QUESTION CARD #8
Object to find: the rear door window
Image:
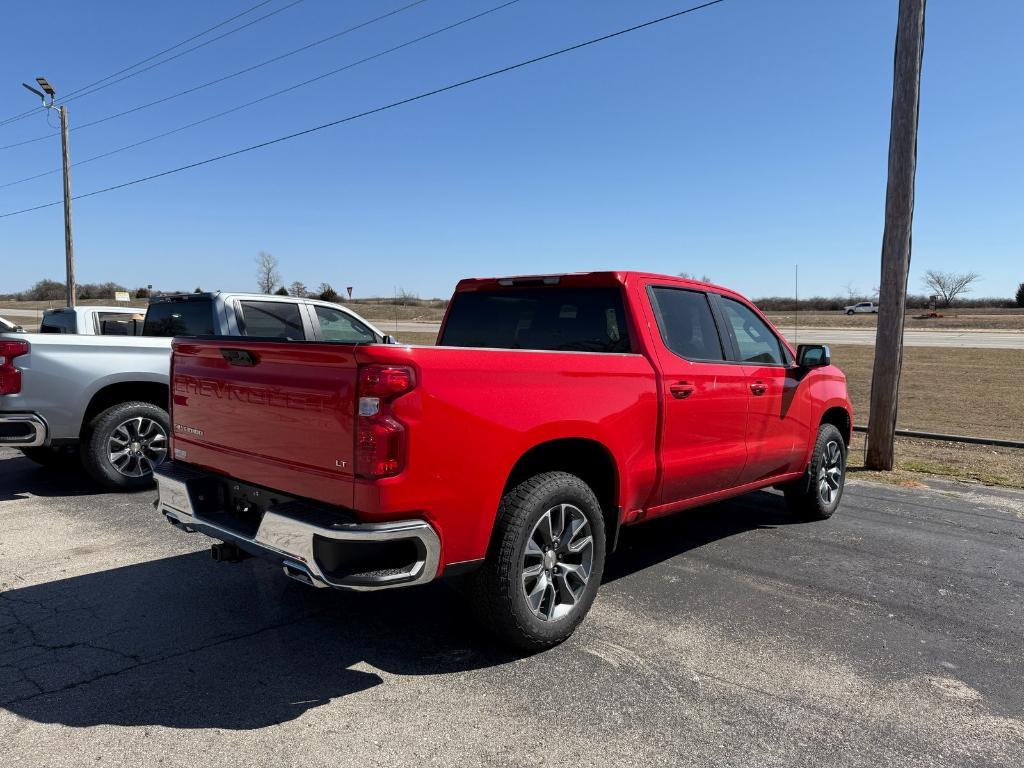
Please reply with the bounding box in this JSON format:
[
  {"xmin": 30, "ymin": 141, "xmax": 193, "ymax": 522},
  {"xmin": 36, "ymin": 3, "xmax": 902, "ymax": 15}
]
[
  {"xmin": 143, "ymin": 300, "xmax": 216, "ymax": 337},
  {"xmin": 440, "ymin": 287, "xmax": 632, "ymax": 353},
  {"xmin": 649, "ymin": 287, "xmax": 724, "ymax": 361},
  {"xmin": 97, "ymin": 312, "xmax": 143, "ymax": 336},
  {"xmin": 718, "ymin": 297, "xmax": 785, "ymax": 365},
  {"xmin": 314, "ymin": 305, "xmax": 376, "ymax": 343},
  {"xmin": 238, "ymin": 300, "xmax": 306, "ymax": 340}
]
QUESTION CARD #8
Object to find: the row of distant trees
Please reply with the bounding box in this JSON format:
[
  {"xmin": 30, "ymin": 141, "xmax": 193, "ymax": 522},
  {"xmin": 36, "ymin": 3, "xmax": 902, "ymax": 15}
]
[
  {"xmin": 5, "ymin": 267, "xmax": 1021, "ymax": 309},
  {"xmin": 2, "ymin": 279, "xmax": 130, "ymax": 302},
  {"xmin": 685, "ymin": 269, "xmax": 1024, "ymax": 310},
  {"xmin": 253, "ymin": 251, "xmax": 439, "ymax": 306}
]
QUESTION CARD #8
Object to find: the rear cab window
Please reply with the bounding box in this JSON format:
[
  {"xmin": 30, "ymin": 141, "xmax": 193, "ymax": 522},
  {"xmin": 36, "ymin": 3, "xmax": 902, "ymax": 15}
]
[
  {"xmin": 439, "ymin": 286, "xmax": 632, "ymax": 353},
  {"xmin": 143, "ymin": 299, "xmax": 216, "ymax": 337},
  {"xmin": 40, "ymin": 311, "xmax": 77, "ymax": 334}
]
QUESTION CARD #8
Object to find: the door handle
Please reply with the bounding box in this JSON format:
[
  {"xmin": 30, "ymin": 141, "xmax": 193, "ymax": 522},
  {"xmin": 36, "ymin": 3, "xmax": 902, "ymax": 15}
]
[
  {"xmin": 220, "ymin": 348, "xmax": 259, "ymax": 366},
  {"xmin": 669, "ymin": 381, "xmax": 696, "ymax": 399},
  {"xmin": 750, "ymin": 381, "xmax": 767, "ymax": 396}
]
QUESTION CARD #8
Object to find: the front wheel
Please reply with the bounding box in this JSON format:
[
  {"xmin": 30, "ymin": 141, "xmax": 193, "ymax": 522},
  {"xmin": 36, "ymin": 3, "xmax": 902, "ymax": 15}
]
[
  {"xmin": 470, "ymin": 471, "xmax": 606, "ymax": 651},
  {"xmin": 783, "ymin": 423, "xmax": 847, "ymax": 520},
  {"xmin": 846, "ymin": 310, "xmax": 855, "ymax": 315},
  {"xmin": 81, "ymin": 401, "xmax": 169, "ymax": 490}
]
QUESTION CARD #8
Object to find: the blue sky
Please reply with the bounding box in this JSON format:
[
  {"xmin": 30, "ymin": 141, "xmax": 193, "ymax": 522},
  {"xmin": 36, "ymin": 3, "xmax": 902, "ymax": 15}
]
[{"xmin": 1, "ymin": 0, "xmax": 1021, "ymax": 300}]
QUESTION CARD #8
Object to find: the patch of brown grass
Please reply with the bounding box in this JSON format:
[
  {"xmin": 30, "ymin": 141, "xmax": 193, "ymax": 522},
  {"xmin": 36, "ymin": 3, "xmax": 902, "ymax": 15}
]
[{"xmin": 830, "ymin": 344, "xmax": 1023, "ymax": 441}]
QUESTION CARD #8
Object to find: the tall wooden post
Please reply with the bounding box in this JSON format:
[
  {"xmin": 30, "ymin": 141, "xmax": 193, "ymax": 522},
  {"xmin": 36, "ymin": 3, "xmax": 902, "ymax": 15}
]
[
  {"xmin": 866, "ymin": 0, "xmax": 926, "ymax": 470},
  {"xmin": 59, "ymin": 104, "xmax": 76, "ymax": 309}
]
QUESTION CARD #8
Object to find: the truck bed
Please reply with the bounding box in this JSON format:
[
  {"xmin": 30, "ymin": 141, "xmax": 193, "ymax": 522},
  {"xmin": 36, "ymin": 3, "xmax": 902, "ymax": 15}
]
[{"xmin": 169, "ymin": 338, "xmax": 660, "ymax": 565}]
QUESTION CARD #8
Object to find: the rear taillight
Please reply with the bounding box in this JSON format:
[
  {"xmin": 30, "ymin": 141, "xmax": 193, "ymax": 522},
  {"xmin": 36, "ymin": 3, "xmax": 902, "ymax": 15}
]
[
  {"xmin": 356, "ymin": 364, "xmax": 415, "ymax": 479},
  {"xmin": 0, "ymin": 340, "xmax": 29, "ymax": 395}
]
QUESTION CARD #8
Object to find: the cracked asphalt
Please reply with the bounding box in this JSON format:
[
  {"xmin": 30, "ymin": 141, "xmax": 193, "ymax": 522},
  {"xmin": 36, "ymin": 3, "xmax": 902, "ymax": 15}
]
[{"xmin": 1, "ymin": 446, "xmax": 1022, "ymax": 767}]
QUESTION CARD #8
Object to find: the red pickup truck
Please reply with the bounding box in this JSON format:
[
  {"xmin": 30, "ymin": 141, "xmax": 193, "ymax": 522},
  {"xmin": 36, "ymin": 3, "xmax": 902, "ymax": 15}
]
[{"xmin": 155, "ymin": 272, "xmax": 852, "ymax": 649}]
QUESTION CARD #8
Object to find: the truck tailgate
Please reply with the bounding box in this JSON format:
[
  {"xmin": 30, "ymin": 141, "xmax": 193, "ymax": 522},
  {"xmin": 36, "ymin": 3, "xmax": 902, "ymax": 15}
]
[{"xmin": 170, "ymin": 339, "xmax": 358, "ymax": 508}]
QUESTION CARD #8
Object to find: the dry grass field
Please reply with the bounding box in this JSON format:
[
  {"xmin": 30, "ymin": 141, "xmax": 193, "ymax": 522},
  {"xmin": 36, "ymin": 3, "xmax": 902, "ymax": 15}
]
[
  {"xmin": 828, "ymin": 344, "xmax": 1023, "ymax": 440},
  {"xmin": 395, "ymin": 333, "xmax": 1023, "ymax": 487}
]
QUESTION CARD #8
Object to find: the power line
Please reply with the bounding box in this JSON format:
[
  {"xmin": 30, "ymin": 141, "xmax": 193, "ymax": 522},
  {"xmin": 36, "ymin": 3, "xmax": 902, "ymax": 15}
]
[
  {"xmin": 0, "ymin": 0, "xmax": 291, "ymax": 129},
  {"xmin": 0, "ymin": 0, "xmax": 727, "ymax": 220},
  {"xmin": 0, "ymin": 0, "xmax": 432, "ymax": 150},
  {"xmin": 0, "ymin": 0, "xmax": 522, "ymax": 191},
  {"xmin": 57, "ymin": 0, "xmax": 308, "ymax": 106}
]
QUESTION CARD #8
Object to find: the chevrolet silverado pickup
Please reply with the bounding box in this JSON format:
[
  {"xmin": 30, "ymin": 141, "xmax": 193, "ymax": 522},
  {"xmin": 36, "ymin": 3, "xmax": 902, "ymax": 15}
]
[
  {"xmin": 0, "ymin": 293, "xmax": 391, "ymax": 489},
  {"xmin": 40, "ymin": 305, "xmax": 146, "ymax": 335},
  {"xmin": 155, "ymin": 272, "xmax": 853, "ymax": 649}
]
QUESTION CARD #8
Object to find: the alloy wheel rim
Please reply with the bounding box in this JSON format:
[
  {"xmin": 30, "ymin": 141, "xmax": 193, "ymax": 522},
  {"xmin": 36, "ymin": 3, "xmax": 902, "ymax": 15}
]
[
  {"xmin": 818, "ymin": 440, "xmax": 843, "ymax": 505},
  {"xmin": 108, "ymin": 417, "xmax": 167, "ymax": 477},
  {"xmin": 521, "ymin": 503, "xmax": 594, "ymax": 622}
]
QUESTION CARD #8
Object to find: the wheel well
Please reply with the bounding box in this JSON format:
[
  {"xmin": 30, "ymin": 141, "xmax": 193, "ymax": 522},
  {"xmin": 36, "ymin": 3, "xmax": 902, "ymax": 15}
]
[
  {"xmin": 504, "ymin": 438, "xmax": 619, "ymax": 548},
  {"xmin": 821, "ymin": 406, "xmax": 851, "ymax": 446},
  {"xmin": 81, "ymin": 382, "xmax": 169, "ymax": 436}
]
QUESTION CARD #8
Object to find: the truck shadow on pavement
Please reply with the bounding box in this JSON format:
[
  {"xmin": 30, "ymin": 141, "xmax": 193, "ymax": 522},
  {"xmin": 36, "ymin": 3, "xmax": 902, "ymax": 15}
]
[
  {"xmin": 604, "ymin": 490, "xmax": 804, "ymax": 584},
  {"xmin": 0, "ymin": 478, "xmax": 799, "ymax": 732},
  {"xmin": 0, "ymin": 454, "xmax": 107, "ymax": 501}
]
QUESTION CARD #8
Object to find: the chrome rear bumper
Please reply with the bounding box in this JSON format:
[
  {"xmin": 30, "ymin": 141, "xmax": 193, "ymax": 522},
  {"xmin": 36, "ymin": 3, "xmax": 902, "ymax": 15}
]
[
  {"xmin": 154, "ymin": 462, "xmax": 440, "ymax": 591},
  {"xmin": 0, "ymin": 413, "xmax": 47, "ymax": 447}
]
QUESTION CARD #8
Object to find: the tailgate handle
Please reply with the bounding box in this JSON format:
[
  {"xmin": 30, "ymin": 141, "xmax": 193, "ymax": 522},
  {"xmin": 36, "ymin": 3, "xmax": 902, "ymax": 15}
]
[{"xmin": 220, "ymin": 348, "xmax": 259, "ymax": 366}]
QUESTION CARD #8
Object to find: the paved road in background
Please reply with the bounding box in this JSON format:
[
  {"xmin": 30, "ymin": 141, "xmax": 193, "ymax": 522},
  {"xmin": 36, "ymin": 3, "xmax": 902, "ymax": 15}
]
[
  {"xmin": 1, "ymin": 447, "xmax": 1021, "ymax": 767},
  {"xmin": 778, "ymin": 326, "xmax": 1024, "ymax": 349}
]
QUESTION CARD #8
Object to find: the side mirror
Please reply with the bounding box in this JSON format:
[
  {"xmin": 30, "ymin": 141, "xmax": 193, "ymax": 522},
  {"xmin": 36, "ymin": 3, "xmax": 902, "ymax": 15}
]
[
  {"xmin": 797, "ymin": 344, "xmax": 830, "ymax": 368},
  {"xmin": 381, "ymin": 334, "xmax": 399, "ymax": 345}
]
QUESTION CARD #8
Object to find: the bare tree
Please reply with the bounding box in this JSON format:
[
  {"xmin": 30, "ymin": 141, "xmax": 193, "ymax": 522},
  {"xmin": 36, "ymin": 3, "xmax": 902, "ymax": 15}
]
[
  {"xmin": 678, "ymin": 272, "xmax": 713, "ymax": 282},
  {"xmin": 289, "ymin": 281, "xmax": 308, "ymax": 298},
  {"xmin": 841, "ymin": 281, "xmax": 858, "ymax": 301},
  {"xmin": 255, "ymin": 251, "xmax": 280, "ymax": 294},
  {"xmin": 921, "ymin": 269, "xmax": 980, "ymax": 307}
]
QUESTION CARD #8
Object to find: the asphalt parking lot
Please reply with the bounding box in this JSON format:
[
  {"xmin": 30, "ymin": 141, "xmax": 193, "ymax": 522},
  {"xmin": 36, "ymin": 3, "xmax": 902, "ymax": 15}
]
[{"xmin": 1, "ymin": 446, "xmax": 1022, "ymax": 767}]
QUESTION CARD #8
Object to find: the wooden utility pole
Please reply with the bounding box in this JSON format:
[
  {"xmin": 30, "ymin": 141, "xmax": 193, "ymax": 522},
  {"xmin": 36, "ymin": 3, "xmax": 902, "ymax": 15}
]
[
  {"xmin": 59, "ymin": 104, "xmax": 76, "ymax": 309},
  {"xmin": 866, "ymin": 0, "xmax": 927, "ymax": 470}
]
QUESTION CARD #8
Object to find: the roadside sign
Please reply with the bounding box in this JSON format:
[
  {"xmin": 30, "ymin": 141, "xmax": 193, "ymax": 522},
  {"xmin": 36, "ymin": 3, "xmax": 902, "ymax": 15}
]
[
  {"xmin": 114, "ymin": 291, "xmax": 130, "ymax": 302},
  {"xmin": 346, "ymin": 286, "xmax": 353, "ymax": 299}
]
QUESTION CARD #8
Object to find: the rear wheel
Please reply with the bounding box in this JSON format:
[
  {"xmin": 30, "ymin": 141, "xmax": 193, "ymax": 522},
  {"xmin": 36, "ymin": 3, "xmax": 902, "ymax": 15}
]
[
  {"xmin": 470, "ymin": 471, "xmax": 606, "ymax": 651},
  {"xmin": 783, "ymin": 423, "xmax": 846, "ymax": 520},
  {"xmin": 81, "ymin": 401, "xmax": 169, "ymax": 490},
  {"xmin": 20, "ymin": 445, "xmax": 80, "ymax": 469}
]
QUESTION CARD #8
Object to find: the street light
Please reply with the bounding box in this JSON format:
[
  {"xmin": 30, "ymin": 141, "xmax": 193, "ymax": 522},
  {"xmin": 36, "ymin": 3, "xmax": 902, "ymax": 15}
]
[{"xmin": 21, "ymin": 76, "xmax": 75, "ymax": 308}]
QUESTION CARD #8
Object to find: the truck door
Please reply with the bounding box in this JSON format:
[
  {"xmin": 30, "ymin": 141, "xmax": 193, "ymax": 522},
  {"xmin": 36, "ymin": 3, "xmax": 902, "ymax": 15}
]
[
  {"xmin": 645, "ymin": 285, "xmax": 748, "ymax": 505},
  {"xmin": 711, "ymin": 295, "xmax": 810, "ymax": 484}
]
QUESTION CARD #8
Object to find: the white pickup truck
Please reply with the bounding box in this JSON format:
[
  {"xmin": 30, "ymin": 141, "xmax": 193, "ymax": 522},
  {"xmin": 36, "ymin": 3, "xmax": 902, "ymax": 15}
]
[
  {"xmin": 843, "ymin": 301, "xmax": 879, "ymax": 315},
  {"xmin": 1, "ymin": 292, "xmax": 390, "ymax": 489},
  {"xmin": 40, "ymin": 305, "xmax": 146, "ymax": 335}
]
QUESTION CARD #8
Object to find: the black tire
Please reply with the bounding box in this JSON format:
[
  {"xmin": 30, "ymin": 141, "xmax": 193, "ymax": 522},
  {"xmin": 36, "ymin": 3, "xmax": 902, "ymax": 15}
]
[
  {"xmin": 19, "ymin": 445, "xmax": 80, "ymax": 469},
  {"xmin": 470, "ymin": 471, "xmax": 606, "ymax": 651},
  {"xmin": 80, "ymin": 401, "xmax": 169, "ymax": 491},
  {"xmin": 846, "ymin": 310, "xmax": 855, "ymax": 315},
  {"xmin": 783, "ymin": 423, "xmax": 847, "ymax": 521}
]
